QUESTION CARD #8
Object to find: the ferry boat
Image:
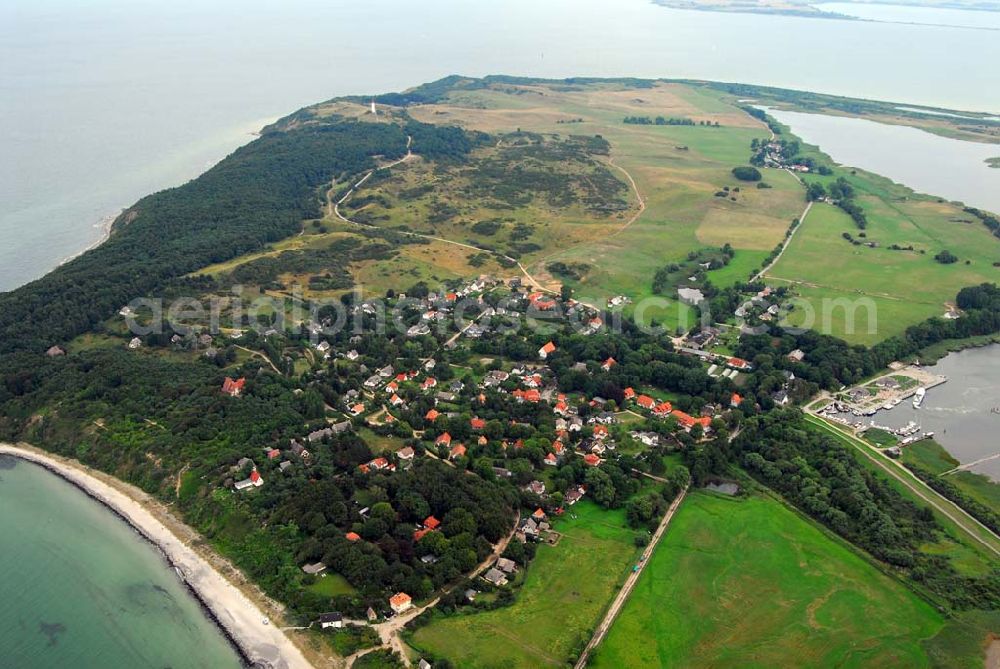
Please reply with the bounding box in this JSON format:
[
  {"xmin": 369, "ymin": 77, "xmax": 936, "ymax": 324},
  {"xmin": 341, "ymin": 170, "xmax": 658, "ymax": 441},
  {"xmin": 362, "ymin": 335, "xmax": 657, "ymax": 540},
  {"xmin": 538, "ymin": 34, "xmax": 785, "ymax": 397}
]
[{"xmin": 912, "ymin": 387, "xmax": 926, "ymax": 409}]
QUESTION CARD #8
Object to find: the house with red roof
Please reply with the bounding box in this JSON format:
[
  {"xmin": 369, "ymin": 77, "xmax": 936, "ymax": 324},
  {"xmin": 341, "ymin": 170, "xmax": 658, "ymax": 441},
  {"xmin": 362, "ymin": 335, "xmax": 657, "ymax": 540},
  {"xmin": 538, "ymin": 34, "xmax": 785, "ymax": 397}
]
[
  {"xmin": 390, "ymin": 394, "xmax": 405, "ymax": 407},
  {"xmin": 345, "ymin": 531, "xmax": 361, "ymax": 542},
  {"xmin": 653, "ymin": 401, "xmax": 673, "ymax": 417},
  {"xmin": 553, "ymin": 400, "xmax": 570, "ymax": 416},
  {"xmin": 470, "ymin": 417, "xmax": 486, "ymax": 430},
  {"xmin": 727, "ymin": 357, "xmax": 752, "ymax": 371},
  {"xmin": 512, "ymin": 389, "xmax": 541, "ymax": 403},
  {"xmin": 731, "ymin": 393, "xmax": 743, "ymax": 408},
  {"xmin": 636, "ymin": 394, "xmax": 656, "ymax": 410},
  {"xmin": 348, "ymin": 403, "xmax": 366, "ymax": 416},
  {"xmin": 449, "ymin": 443, "xmax": 467, "ymax": 460},
  {"xmin": 421, "ymin": 377, "xmax": 437, "ymax": 390},
  {"xmin": 266, "ymin": 448, "xmax": 281, "ymax": 460},
  {"xmin": 425, "ymin": 408, "xmax": 440, "ymax": 422},
  {"xmin": 672, "ymin": 410, "xmax": 712, "ymax": 432},
  {"xmin": 623, "ymin": 387, "xmax": 636, "ymax": 400},
  {"xmin": 544, "ymin": 452, "xmax": 558, "ymax": 466},
  {"xmin": 601, "ymin": 357, "xmax": 616, "ymax": 371},
  {"xmin": 390, "ymin": 592, "xmax": 413, "ymax": 614},
  {"xmin": 435, "ymin": 432, "xmax": 452, "ymax": 447},
  {"xmin": 583, "ymin": 453, "xmax": 601, "ymax": 467},
  {"xmin": 221, "ymin": 377, "xmax": 246, "ymax": 397},
  {"xmin": 593, "ymin": 424, "xmax": 609, "ymax": 440},
  {"xmin": 423, "ymin": 515, "xmax": 441, "ymax": 530},
  {"xmin": 538, "ymin": 341, "xmax": 557, "ymax": 359},
  {"xmin": 413, "ymin": 528, "xmax": 431, "ymax": 542},
  {"xmin": 385, "ymin": 381, "xmax": 399, "ymax": 393}
]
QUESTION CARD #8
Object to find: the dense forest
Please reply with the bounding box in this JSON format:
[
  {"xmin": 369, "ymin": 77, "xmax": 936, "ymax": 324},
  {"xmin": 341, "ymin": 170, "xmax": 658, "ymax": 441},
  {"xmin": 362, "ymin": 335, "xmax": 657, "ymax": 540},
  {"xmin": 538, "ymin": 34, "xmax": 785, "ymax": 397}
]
[{"xmin": 0, "ymin": 115, "xmax": 479, "ymax": 354}]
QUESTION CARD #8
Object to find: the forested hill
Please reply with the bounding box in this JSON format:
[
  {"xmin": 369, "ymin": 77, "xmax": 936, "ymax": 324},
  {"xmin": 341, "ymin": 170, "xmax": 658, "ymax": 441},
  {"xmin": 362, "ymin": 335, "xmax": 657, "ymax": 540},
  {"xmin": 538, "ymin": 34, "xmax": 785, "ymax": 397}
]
[{"xmin": 0, "ymin": 116, "xmax": 474, "ymax": 355}]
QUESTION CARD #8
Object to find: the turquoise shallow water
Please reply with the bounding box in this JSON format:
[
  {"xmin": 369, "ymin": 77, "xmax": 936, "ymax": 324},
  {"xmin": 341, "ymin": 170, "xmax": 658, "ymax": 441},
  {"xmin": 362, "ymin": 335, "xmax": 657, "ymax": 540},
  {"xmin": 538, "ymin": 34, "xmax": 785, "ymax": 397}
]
[{"xmin": 0, "ymin": 456, "xmax": 242, "ymax": 669}]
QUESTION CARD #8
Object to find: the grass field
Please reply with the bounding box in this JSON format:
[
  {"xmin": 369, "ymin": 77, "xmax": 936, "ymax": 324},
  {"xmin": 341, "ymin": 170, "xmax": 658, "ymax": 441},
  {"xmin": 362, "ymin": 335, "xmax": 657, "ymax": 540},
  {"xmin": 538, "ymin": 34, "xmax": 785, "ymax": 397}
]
[
  {"xmin": 589, "ymin": 492, "xmax": 950, "ymax": 669},
  {"xmin": 306, "ymin": 572, "xmax": 356, "ymax": 598},
  {"xmin": 765, "ymin": 137, "xmax": 1000, "ymax": 344},
  {"xmin": 406, "ymin": 500, "xmax": 642, "ymax": 668},
  {"xmin": 903, "ymin": 439, "xmax": 1000, "ymax": 517}
]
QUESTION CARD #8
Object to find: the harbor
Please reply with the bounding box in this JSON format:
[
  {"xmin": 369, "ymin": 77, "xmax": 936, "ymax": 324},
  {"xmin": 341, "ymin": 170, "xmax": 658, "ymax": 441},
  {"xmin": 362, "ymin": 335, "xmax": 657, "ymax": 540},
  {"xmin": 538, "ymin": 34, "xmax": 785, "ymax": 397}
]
[{"xmin": 819, "ymin": 347, "xmax": 1000, "ymax": 480}]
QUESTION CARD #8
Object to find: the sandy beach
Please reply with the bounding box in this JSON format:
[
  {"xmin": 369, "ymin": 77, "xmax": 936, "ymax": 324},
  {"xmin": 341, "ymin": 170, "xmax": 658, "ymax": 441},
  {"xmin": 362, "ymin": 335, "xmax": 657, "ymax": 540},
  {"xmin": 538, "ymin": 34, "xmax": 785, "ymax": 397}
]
[{"xmin": 0, "ymin": 442, "xmax": 314, "ymax": 669}]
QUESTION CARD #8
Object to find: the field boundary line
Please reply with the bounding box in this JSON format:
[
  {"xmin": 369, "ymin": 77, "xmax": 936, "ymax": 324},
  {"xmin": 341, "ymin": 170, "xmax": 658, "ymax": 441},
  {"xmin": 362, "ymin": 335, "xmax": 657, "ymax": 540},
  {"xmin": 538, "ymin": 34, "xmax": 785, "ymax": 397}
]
[{"xmin": 574, "ymin": 483, "xmax": 689, "ymax": 669}]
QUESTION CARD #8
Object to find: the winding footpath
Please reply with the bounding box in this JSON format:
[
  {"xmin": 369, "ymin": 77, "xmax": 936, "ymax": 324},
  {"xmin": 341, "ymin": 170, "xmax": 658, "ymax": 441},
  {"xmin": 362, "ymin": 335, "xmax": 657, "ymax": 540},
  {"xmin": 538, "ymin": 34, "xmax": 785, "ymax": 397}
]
[{"xmin": 327, "ymin": 141, "xmax": 647, "ymax": 307}]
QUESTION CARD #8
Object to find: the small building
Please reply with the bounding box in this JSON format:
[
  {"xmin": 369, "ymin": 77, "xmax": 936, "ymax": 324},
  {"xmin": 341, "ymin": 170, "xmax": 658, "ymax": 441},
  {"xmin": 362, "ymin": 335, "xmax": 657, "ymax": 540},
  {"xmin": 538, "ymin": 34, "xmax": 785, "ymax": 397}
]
[
  {"xmin": 390, "ymin": 592, "xmax": 413, "ymax": 614},
  {"xmin": 397, "ymin": 446, "xmax": 416, "ymax": 461},
  {"xmin": 319, "ymin": 612, "xmax": 343, "ymax": 629},
  {"xmin": 302, "ymin": 562, "xmax": 327, "ymax": 575},
  {"xmin": 222, "ymin": 377, "xmax": 246, "ymax": 397},
  {"xmin": 483, "ymin": 568, "xmax": 508, "ymax": 586},
  {"xmin": 538, "ymin": 341, "xmax": 557, "ymax": 359},
  {"xmin": 495, "ymin": 557, "xmax": 517, "ymax": 574},
  {"xmin": 46, "ymin": 346, "xmax": 66, "ymax": 357}
]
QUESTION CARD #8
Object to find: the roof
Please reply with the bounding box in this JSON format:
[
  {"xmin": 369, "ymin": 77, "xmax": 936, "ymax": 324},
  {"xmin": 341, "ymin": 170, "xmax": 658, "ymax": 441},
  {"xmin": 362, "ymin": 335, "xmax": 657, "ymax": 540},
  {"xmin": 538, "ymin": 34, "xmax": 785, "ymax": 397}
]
[
  {"xmin": 345, "ymin": 532, "xmax": 361, "ymax": 542},
  {"xmin": 450, "ymin": 443, "xmax": 467, "ymax": 458},
  {"xmin": 319, "ymin": 612, "xmax": 342, "ymax": 623},
  {"xmin": 636, "ymin": 394, "xmax": 655, "ymax": 409},
  {"xmin": 540, "ymin": 341, "xmax": 557, "ymax": 354},
  {"xmin": 436, "ymin": 432, "xmax": 452, "ymax": 445},
  {"xmin": 470, "ymin": 417, "xmax": 486, "ymax": 429},
  {"xmin": 584, "ymin": 453, "xmax": 601, "ymax": 466},
  {"xmin": 222, "ymin": 377, "xmax": 246, "ymax": 395},
  {"xmin": 390, "ymin": 592, "xmax": 412, "ymax": 607},
  {"xmin": 731, "ymin": 393, "xmax": 743, "ymax": 406},
  {"xmin": 425, "ymin": 408, "xmax": 440, "ymax": 421},
  {"xmin": 424, "ymin": 515, "xmax": 441, "ymax": 530}
]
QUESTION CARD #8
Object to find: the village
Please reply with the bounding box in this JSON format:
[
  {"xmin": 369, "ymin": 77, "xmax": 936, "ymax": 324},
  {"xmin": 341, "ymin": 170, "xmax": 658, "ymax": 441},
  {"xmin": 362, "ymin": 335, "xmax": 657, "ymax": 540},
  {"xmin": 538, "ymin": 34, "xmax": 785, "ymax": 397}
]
[{"xmin": 105, "ymin": 261, "xmax": 828, "ymax": 669}]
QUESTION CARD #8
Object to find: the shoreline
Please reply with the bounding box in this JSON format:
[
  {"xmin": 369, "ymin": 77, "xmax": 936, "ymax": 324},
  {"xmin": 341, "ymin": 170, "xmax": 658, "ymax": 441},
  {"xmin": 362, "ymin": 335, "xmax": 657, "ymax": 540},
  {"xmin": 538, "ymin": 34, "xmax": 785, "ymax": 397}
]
[{"xmin": 0, "ymin": 442, "xmax": 314, "ymax": 669}]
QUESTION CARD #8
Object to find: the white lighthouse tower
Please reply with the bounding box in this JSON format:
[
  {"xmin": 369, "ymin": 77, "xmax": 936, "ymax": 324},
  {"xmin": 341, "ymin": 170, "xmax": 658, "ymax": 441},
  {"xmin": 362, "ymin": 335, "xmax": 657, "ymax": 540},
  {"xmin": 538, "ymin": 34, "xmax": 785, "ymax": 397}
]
[{"xmin": 370, "ymin": 98, "xmax": 377, "ymax": 116}]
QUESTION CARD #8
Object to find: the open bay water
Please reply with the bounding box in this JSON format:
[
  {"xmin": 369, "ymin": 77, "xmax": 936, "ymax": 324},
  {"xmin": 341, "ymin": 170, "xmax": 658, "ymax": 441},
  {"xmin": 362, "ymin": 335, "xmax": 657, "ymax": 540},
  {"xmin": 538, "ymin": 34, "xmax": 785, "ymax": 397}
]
[
  {"xmin": 764, "ymin": 107, "xmax": 1000, "ymax": 215},
  {"xmin": 2, "ymin": 0, "xmax": 999, "ymax": 291},
  {"xmin": 864, "ymin": 346, "xmax": 1000, "ymax": 481},
  {"xmin": 0, "ymin": 456, "xmax": 242, "ymax": 668}
]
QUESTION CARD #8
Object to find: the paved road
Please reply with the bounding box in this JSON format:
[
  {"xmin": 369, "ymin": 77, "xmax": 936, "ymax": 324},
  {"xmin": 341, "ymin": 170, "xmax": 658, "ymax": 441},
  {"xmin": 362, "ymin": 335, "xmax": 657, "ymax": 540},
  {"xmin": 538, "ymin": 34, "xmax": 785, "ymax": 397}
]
[
  {"xmin": 806, "ymin": 413, "xmax": 1000, "ymax": 556},
  {"xmin": 573, "ymin": 484, "xmax": 689, "ymax": 669}
]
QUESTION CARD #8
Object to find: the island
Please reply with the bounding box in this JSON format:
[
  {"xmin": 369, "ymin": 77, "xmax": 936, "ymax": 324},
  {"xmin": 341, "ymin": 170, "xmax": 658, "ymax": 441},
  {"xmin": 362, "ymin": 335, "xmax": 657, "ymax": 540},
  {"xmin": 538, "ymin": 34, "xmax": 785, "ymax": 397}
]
[{"xmin": 2, "ymin": 75, "xmax": 999, "ymax": 668}]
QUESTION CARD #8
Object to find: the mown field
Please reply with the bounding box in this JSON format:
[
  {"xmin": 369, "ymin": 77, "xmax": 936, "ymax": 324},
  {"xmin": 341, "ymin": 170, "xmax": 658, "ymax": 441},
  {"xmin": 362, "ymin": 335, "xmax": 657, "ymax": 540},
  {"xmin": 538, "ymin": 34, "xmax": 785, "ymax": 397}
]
[
  {"xmin": 589, "ymin": 492, "xmax": 964, "ymax": 669},
  {"xmin": 406, "ymin": 500, "xmax": 642, "ymax": 668},
  {"xmin": 765, "ymin": 136, "xmax": 1000, "ymax": 344}
]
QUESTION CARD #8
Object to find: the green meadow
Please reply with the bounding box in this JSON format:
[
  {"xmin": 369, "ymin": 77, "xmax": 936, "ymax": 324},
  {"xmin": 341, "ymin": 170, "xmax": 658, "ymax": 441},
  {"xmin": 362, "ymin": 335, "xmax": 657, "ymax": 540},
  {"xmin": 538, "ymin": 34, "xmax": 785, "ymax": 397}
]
[
  {"xmin": 406, "ymin": 500, "xmax": 641, "ymax": 668},
  {"xmin": 589, "ymin": 492, "xmax": 954, "ymax": 669}
]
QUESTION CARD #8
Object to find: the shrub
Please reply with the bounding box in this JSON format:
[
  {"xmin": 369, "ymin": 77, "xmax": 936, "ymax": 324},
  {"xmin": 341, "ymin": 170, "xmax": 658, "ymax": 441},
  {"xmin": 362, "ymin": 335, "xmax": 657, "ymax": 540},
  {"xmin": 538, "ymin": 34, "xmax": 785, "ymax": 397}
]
[{"xmin": 731, "ymin": 166, "xmax": 762, "ymax": 182}]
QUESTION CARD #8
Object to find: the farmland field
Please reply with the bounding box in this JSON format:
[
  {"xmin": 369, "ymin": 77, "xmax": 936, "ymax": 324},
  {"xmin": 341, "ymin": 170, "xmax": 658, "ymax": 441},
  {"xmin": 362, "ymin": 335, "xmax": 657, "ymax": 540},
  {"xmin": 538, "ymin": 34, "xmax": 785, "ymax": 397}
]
[
  {"xmin": 406, "ymin": 500, "xmax": 642, "ymax": 668},
  {"xmin": 589, "ymin": 492, "xmax": 957, "ymax": 669}
]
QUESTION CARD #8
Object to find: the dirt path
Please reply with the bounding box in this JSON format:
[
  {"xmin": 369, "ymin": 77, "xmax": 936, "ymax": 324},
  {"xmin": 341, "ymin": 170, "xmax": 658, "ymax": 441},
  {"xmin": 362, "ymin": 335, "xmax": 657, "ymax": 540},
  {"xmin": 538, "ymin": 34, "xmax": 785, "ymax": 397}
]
[
  {"xmin": 574, "ymin": 484, "xmax": 689, "ymax": 669},
  {"xmin": 235, "ymin": 345, "xmax": 282, "ymax": 375},
  {"xmin": 753, "ymin": 196, "xmax": 811, "ymax": 282},
  {"xmin": 349, "ymin": 513, "xmax": 520, "ymax": 667}
]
